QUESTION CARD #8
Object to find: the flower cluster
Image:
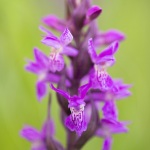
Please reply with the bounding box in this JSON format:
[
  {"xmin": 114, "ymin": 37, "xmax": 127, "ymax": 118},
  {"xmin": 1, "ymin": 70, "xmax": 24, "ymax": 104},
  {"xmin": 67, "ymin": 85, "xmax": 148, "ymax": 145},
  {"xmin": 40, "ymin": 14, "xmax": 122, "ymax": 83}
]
[{"xmin": 21, "ymin": 0, "xmax": 131, "ymax": 150}]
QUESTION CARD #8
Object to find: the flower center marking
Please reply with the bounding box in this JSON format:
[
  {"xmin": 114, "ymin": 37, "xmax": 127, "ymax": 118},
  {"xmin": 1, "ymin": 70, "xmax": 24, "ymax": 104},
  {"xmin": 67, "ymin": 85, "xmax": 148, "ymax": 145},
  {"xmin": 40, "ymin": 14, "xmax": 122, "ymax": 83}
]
[{"xmin": 70, "ymin": 104, "xmax": 85, "ymax": 130}]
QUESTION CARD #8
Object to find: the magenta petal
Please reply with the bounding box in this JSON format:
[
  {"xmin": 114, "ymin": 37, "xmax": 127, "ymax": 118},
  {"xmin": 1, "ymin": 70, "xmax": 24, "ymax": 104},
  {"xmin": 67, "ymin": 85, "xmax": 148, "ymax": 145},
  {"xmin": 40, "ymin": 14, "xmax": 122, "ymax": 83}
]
[
  {"xmin": 20, "ymin": 125, "xmax": 40, "ymax": 142},
  {"xmin": 39, "ymin": 26, "xmax": 55, "ymax": 37},
  {"xmin": 50, "ymin": 84, "xmax": 70, "ymax": 100},
  {"xmin": 88, "ymin": 39, "xmax": 119, "ymax": 66},
  {"xmin": 41, "ymin": 36, "xmax": 61, "ymax": 49},
  {"xmin": 78, "ymin": 83, "xmax": 91, "ymax": 98},
  {"xmin": 25, "ymin": 48, "xmax": 48, "ymax": 74},
  {"xmin": 102, "ymin": 101, "xmax": 118, "ymax": 120},
  {"xmin": 99, "ymin": 42, "xmax": 119, "ymax": 58},
  {"xmin": 46, "ymin": 73, "xmax": 60, "ymax": 83},
  {"xmin": 88, "ymin": 38, "xmax": 98, "ymax": 63},
  {"xmin": 101, "ymin": 30, "xmax": 125, "ymax": 45},
  {"xmin": 65, "ymin": 116, "xmax": 75, "ymax": 132},
  {"xmin": 60, "ymin": 28, "xmax": 73, "ymax": 46},
  {"xmin": 113, "ymin": 79, "xmax": 132, "ymax": 99},
  {"xmin": 36, "ymin": 81, "xmax": 47, "ymax": 101},
  {"xmin": 33, "ymin": 48, "xmax": 49, "ymax": 67},
  {"xmin": 97, "ymin": 42, "xmax": 119, "ymax": 66},
  {"xmin": 86, "ymin": 6, "xmax": 102, "ymax": 21},
  {"xmin": 65, "ymin": 114, "xmax": 87, "ymax": 136},
  {"xmin": 62, "ymin": 46, "xmax": 78, "ymax": 56},
  {"xmin": 97, "ymin": 74, "xmax": 114, "ymax": 91},
  {"xmin": 94, "ymin": 30, "xmax": 125, "ymax": 47},
  {"xmin": 102, "ymin": 137, "xmax": 113, "ymax": 150},
  {"xmin": 42, "ymin": 15, "xmax": 66, "ymax": 32},
  {"xmin": 100, "ymin": 119, "xmax": 128, "ymax": 134},
  {"xmin": 25, "ymin": 60, "xmax": 42, "ymax": 74},
  {"xmin": 49, "ymin": 54, "xmax": 64, "ymax": 72}
]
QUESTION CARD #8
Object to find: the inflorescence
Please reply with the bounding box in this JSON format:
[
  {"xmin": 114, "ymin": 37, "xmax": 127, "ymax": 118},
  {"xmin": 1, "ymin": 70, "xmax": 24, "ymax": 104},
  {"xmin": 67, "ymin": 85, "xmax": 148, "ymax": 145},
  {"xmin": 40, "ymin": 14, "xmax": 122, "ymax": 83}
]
[{"xmin": 20, "ymin": 0, "xmax": 131, "ymax": 150}]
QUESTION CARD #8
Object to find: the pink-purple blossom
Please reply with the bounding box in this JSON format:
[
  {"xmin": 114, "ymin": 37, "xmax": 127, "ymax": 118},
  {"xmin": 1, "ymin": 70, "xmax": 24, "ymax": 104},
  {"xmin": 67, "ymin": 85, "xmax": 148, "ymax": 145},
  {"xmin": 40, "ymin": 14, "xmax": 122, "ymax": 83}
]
[
  {"xmin": 20, "ymin": 117, "xmax": 62, "ymax": 150},
  {"xmin": 88, "ymin": 38, "xmax": 119, "ymax": 91},
  {"xmin": 25, "ymin": 48, "xmax": 70, "ymax": 101},
  {"xmin": 41, "ymin": 27, "xmax": 78, "ymax": 72},
  {"xmin": 50, "ymin": 83, "xmax": 90, "ymax": 136},
  {"xmin": 21, "ymin": 0, "xmax": 131, "ymax": 150}
]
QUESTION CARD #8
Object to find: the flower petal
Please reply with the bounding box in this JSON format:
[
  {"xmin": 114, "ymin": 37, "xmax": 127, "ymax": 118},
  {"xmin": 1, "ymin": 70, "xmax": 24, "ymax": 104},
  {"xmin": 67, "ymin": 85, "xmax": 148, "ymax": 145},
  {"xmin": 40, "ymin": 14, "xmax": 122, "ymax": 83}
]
[
  {"xmin": 25, "ymin": 60, "xmax": 42, "ymax": 74},
  {"xmin": 88, "ymin": 38, "xmax": 98, "ymax": 63},
  {"xmin": 97, "ymin": 30, "xmax": 125, "ymax": 45},
  {"xmin": 42, "ymin": 15, "xmax": 66, "ymax": 32},
  {"xmin": 95, "ymin": 72, "xmax": 114, "ymax": 91},
  {"xmin": 20, "ymin": 125, "xmax": 41, "ymax": 142},
  {"xmin": 34, "ymin": 48, "xmax": 49, "ymax": 67},
  {"xmin": 50, "ymin": 84, "xmax": 70, "ymax": 100},
  {"xmin": 97, "ymin": 42, "xmax": 119, "ymax": 66},
  {"xmin": 85, "ymin": 5, "xmax": 102, "ymax": 24},
  {"xmin": 65, "ymin": 116, "xmax": 75, "ymax": 132},
  {"xmin": 41, "ymin": 36, "xmax": 61, "ymax": 49},
  {"xmin": 60, "ymin": 28, "xmax": 73, "ymax": 46},
  {"xmin": 65, "ymin": 114, "xmax": 87, "ymax": 136},
  {"xmin": 100, "ymin": 119, "xmax": 128, "ymax": 135},
  {"xmin": 74, "ymin": 99, "xmax": 99, "ymax": 147},
  {"xmin": 102, "ymin": 137, "xmax": 113, "ymax": 150},
  {"xmin": 78, "ymin": 83, "xmax": 91, "ymax": 98},
  {"xmin": 98, "ymin": 42, "xmax": 119, "ymax": 58},
  {"xmin": 102, "ymin": 101, "xmax": 118, "ymax": 120},
  {"xmin": 39, "ymin": 26, "xmax": 55, "ymax": 37},
  {"xmin": 113, "ymin": 79, "xmax": 132, "ymax": 99},
  {"xmin": 36, "ymin": 81, "xmax": 47, "ymax": 101},
  {"xmin": 62, "ymin": 46, "xmax": 78, "ymax": 56},
  {"xmin": 49, "ymin": 54, "xmax": 64, "ymax": 72}
]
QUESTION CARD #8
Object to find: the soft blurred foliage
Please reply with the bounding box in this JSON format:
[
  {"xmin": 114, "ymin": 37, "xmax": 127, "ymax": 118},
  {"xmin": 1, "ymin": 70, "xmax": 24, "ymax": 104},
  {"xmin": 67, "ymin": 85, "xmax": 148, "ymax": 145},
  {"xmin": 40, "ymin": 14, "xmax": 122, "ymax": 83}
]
[{"xmin": 0, "ymin": 0, "xmax": 149, "ymax": 149}]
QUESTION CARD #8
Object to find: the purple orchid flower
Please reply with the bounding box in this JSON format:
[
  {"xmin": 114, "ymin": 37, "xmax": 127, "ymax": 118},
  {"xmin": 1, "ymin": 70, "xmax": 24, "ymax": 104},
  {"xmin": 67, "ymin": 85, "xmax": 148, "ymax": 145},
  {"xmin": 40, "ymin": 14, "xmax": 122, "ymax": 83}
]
[
  {"xmin": 25, "ymin": 47, "xmax": 70, "ymax": 101},
  {"xmin": 96, "ymin": 119, "xmax": 128, "ymax": 150},
  {"xmin": 20, "ymin": 119, "xmax": 56, "ymax": 150},
  {"xmin": 50, "ymin": 83, "xmax": 90, "ymax": 136},
  {"xmin": 84, "ymin": 79, "xmax": 131, "ymax": 104},
  {"xmin": 20, "ymin": 95, "xmax": 64, "ymax": 150},
  {"xmin": 22, "ymin": 0, "xmax": 131, "ymax": 149},
  {"xmin": 88, "ymin": 38, "xmax": 119, "ymax": 91},
  {"xmin": 41, "ymin": 27, "xmax": 78, "ymax": 72}
]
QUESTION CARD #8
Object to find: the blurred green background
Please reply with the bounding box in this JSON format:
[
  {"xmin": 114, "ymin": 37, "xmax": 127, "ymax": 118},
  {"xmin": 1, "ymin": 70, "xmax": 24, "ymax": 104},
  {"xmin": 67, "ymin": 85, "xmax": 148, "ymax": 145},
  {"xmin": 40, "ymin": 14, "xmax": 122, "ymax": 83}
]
[{"xmin": 0, "ymin": 0, "xmax": 149, "ymax": 149}]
